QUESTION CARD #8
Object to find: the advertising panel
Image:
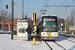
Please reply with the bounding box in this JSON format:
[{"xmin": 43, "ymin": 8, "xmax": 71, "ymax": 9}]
[{"xmin": 17, "ymin": 20, "xmax": 28, "ymax": 40}]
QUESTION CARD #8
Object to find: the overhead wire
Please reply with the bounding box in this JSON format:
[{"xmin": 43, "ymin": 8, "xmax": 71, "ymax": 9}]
[
  {"xmin": 69, "ymin": 0, "xmax": 75, "ymax": 4},
  {"xmin": 43, "ymin": 0, "xmax": 49, "ymax": 10},
  {"xmin": 40, "ymin": 0, "xmax": 49, "ymax": 14},
  {"xmin": 55, "ymin": 0, "xmax": 75, "ymax": 14},
  {"xmin": 39, "ymin": 0, "xmax": 46, "ymax": 16},
  {"xmin": 42, "ymin": 0, "xmax": 46, "ymax": 10},
  {"xmin": 39, "ymin": 0, "xmax": 46, "ymax": 17},
  {"xmin": 51, "ymin": 0, "xmax": 65, "ymax": 14}
]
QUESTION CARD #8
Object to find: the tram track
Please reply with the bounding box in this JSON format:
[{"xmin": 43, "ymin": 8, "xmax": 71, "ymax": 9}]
[
  {"xmin": 45, "ymin": 41, "xmax": 66, "ymax": 50},
  {"xmin": 36, "ymin": 36, "xmax": 75, "ymax": 50},
  {"xmin": 45, "ymin": 41, "xmax": 53, "ymax": 50},
  {"xmin": 59, "ymin": 36, "xmax": 75, "ymax": 43},
  {"xmin": 35, "ymin": 35, "xmax": 75, "ymax": 50},
  {"xmin": 53, "ymin": 41, "xmax": 66, "ymax": 50}
]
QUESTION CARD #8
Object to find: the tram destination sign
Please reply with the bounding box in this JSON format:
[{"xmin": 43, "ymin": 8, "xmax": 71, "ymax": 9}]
[{"xmin": 43, "ymin": 19, "xmax": 55, "ymax": 21}]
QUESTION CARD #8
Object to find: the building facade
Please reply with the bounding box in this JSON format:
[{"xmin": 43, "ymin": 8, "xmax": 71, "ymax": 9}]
[{"xmin": 0, "ymin": 18, "xmax": 17, "ymax": 31}]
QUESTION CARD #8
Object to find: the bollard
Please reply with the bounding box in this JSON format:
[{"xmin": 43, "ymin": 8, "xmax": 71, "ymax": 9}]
[
  {"xmin": 33, "ymin": 12, "xmax": 36, "ymax": 45},
  {"xmin": 33, "ymin": 38, "xmax": 35, "ymax": 45}
]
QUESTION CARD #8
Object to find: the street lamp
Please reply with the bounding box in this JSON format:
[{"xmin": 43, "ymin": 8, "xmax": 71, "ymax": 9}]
[
  {"xmin": 14, "ymin": 6, "xmax": 20, "ymax": 21},
  {"xmin": 6, "ymin": 2, "xmax": 19, "ymax": 31}
]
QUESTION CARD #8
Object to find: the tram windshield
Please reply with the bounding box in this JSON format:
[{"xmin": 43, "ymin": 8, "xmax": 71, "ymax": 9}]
[{"xmin": 42, "ymin": 17, "xmax": 57, "ymax": 32}]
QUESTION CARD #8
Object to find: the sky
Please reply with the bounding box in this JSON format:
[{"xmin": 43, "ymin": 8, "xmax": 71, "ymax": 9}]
[{"xmin": 0, "ymin": 0, "xmax": 75, "ymax": 19}]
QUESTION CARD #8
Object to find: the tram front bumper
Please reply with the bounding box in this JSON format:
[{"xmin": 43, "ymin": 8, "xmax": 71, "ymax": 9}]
[{"xmin": 41, "ymin": 36, "xmax": 58, "ymax": 40}]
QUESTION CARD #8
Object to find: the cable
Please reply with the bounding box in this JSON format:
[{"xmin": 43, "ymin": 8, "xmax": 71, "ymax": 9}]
[
  {"xmin": 43, "ymin": 0, "xmax": 49, "ymax": 10},
  {"xmin": 40, "ymin": 0, "xmax": 47, "ymax": 14},
  {"xmin": 41, "ymin": 0, "xmax": 49, "ymax": 14},
  {"xmin": 54, "ymin": 0, "xmax": 75, "ymax": 14},
  {"xmin": 55, "ymin": 8, "xmax": 64, "ymax": 14},
  {"xmin": 51, "ymin": 0, "xmax": 65, "ymax": 14},
  {"xmin": 69, "ymin": 0, "xmax": 75, "ymax": 4},
  {"xmin": 42, "ymin": 0, "xmax": 46, "ymax": 10}
]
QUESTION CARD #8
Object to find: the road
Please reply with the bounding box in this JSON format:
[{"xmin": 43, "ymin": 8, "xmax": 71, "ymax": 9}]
[
  {"xmin": 0, "ymin": 31, "xmax": 75, "ymax": 50},
  {"xmin": 45, "ymin": 35, "xmax": 75, "ymax": 50}
]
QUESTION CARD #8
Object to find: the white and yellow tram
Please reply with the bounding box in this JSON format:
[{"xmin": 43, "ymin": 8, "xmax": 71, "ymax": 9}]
[{"xmin": 36, "ymin": 14, "xmax": 58, "ymax": 40}]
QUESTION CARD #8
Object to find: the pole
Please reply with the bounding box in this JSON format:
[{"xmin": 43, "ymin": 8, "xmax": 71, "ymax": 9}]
[
  {"xmin": 22, "ymin": 0, "xmax": 24, "ymax": 19},
  {"xmin": 9, "ymin": 10, "xmax": 10, "ymax": 31},
  {"xmin": 33, "ymin": 12, "xmax": 36, "ymax": 45},
  {"xmin": 8, "ymin": 3, "xmax": 19, "ymax": 21},
  {"xmin": 11, "ymin": 0, "xmax": 14, "ymax": 39},
  {"xmin": 65, "ymin": 0, "xmax": 67, "ymax": 32},
  {"xmin": 69, "ymin": 16, "xmax": 70, "ymax": 31},
  {"xmin": 14, "ymin": 6, "xmax": 20, "ymax": 21},
  {"xmin": 73, "ymin": 7, "xmax": 74, "ymax": 30},
  {"xmin": 4, "ymin": 16, "xmax": 5, "ymax": 32},
  {"xmin": 8, "ymin": 4, "xmax": 10, "ymax": 31},
  {"xmin": 61, "ymin": 23, "xmax": 62, "ymax": 34}
]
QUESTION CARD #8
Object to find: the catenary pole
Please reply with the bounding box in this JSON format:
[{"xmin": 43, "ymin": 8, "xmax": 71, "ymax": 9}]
[
  {"xmin": 11, "ymin": 0, "xmax": 14, "ymax": 39},
  {"xmin": 65, "ymin": 0, "xmax": 67, "ymax": 32}
]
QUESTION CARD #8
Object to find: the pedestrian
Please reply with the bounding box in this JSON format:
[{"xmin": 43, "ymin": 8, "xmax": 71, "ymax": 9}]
[
  {"xmin": 37, "ymin": 26, "xmax": 40, "ymax": 34},
  {"xmin": 26, "ymin": 25, "xmax": 32, "ymax": 41},
  {"xmin": 36, "ymin": 25, "xmax": 41, "ymax": 38}
]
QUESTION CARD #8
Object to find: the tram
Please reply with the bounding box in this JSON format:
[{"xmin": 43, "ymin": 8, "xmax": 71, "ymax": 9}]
[{"xmin": 36, "ymin": 14, "xmax": 58, "ymax": 40}]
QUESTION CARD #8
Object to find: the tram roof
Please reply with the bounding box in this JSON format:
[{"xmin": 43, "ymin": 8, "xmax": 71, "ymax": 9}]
[{"xmin": 41, "ymin": 14, "xmax": 57, "ymax": 17}]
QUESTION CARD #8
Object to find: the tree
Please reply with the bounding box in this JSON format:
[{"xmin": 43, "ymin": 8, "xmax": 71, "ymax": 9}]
[
  {"xmin": 66, "ymin": 8, "xmax": 75, "ymax": 31},
  {"xmin": 0, "ymin": 9, "xmax": 8, "ymax": 18},
  {"xmin": 66, "ymin": 16, "xmax": 70, "ymax": 31},
  {"xmin": 70, "ymin": 8, "xmax": 75, "ymax": 30},
  {"xmin": 0, "ymin": 9, "xmax": 9, "ymax": 31}
]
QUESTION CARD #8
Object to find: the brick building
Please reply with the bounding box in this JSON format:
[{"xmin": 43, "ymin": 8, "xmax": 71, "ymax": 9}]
[{"xmin": 0, "ymin": 18, "xmax": 17, "ymax": 31}]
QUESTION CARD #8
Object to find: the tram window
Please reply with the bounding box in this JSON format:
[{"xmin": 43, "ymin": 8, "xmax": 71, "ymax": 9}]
[
  {"xmin": 43, "ymin": 22, "xmax": 57, "ymax": 32},
  {"xmin": 19, "ymin": 28, "xmax": 26, "ymax": 33}
]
